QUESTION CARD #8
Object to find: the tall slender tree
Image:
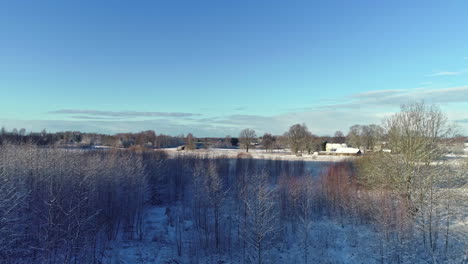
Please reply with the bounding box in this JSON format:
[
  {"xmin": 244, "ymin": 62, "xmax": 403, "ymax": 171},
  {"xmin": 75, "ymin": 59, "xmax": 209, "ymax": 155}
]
[{"xmin": 239, "ymin": 128, "xmax": 256, "ymax": 152}]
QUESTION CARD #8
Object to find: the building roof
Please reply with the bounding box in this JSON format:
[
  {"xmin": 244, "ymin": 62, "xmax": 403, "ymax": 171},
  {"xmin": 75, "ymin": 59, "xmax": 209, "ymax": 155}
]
[{"xmin": 335, "ymin": 147, "xmax": 361, "ymax": 154}]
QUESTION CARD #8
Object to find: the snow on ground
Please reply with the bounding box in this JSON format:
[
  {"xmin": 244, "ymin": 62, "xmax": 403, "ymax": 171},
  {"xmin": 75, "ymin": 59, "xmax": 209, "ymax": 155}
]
[
  {"xmin": 103, "ymin": 207, "xmax": 181, "ymax": 264},
  {"xmin": 443, "ymin": 153, "xmax": 468, "ymax": 167},
  {"xmin": 162, "ymin": 147, "xmax": 353, "ymax": 162},
  {"xmin": 103, "ymin": 205, "xmax": 382, "ymax": 264}
]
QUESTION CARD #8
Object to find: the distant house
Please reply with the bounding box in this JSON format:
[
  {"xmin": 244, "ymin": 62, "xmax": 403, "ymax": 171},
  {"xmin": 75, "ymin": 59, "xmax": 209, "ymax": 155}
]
[
  {"xmin": 325, "ymin": 143, "xmax": 347, "ymax": 152},
  {"xmin": 319, "ymin": 146, "xmax": 362, "ymax": 156},
  {"xmin": 335, "ymin": 147, "xmax": 362, "ymax": 155}
]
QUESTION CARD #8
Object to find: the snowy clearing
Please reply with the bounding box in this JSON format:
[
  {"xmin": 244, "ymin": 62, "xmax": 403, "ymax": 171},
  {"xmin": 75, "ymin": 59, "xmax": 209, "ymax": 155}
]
[{"xmin": 161, "ymin": 147, "xmax": 353, "ymax": 162}]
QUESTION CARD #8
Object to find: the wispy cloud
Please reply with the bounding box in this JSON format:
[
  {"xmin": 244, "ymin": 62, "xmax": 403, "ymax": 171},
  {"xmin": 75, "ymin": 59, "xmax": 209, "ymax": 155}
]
[
  {"xmin": 323, "ymin": 86, "xmax": 468, "ymax": 109},
  {"xmin": 70, "ymin": 115, "xmax": 122, "ymax": 120},
  {"xmin": 429, "ymin": 71, "xmax": 460, "ymax": 76},
  {"xmin": 49, "ymin": 109, "xmax": 200, "ymax": 118},
  {"xmin": 419, "ymin": 81, "xmax": 433, "ymax": 86},
  {"xmin": 182, "ymin": 110, "xmax": 386, "ymax": 136},
  {"xmin": 428, "ymin": 69, "xmax": 468, "ymax": 77},
  {"xmin": 203, "ymin": 115, "xmax": 276, "ymax": 126},
  {"xmin": 350, "ymin": 89, "xmax": 405, "ymax": 98},
  {"xmin": 234, "ymin": 107, "xmax": 247, "ymax": 111}
]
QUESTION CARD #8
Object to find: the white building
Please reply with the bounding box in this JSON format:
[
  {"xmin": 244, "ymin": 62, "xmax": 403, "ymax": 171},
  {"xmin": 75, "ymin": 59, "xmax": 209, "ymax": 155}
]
[
  {"xmin": 325, "ymin": 143, "xmax": 347, "ymax": 152},
  {"xmin": 320, "ymin": 144, "xmax": 362, "ymax": 156},
  {"xmin": 335, "ymin": 147, "xmax": 362, "ymax": 155}
]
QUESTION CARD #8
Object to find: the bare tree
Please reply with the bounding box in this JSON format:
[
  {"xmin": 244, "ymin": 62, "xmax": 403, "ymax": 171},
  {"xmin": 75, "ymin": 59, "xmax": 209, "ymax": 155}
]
[
  {"xmin": 261, "ymin": 133, "xmax": 275, "ymax": 152},
  {"xmin": 356, "ymin": 102, "xmax": 464, "ymax": 262},
  {"xmin": 185, "ymin": 133, "xmax": 196, "ymax": 150},
  {"xmin": 243, "ymin": 171, "xmax": 278, "ymax": 264},
  {"xmin": 275, "ymin": 134, "xmax": 288, "ymax": 150},
  {"xmin": 287, "ymin": 123, "xmax": 310, "ymax": 154},
  {"xmin": 346, "ymin": 124, "xmax": 383, "ymax": 150},
  {"xmin": 239, "ymin": 128, "xmax": 256, "ymax": 152},
  {"xmin": 224, "ymin": 135, "xmax": 232, "ymax": 148},
  {"xmin": 289, "ymin": 177, "xmax": 315, "ymax": 264},
  {"xmin": 346, "ymin": 125, "xmax": 363, "ymax": 148},
  {"xmin": 0, "ymin": 144, "xmax": 153, "ymax": 263},
  {"xmin": 304, "ymin": 132, "xmax": 318, "ymax": 155},
  {"xmin": 0, "ymin": 149, "xmax": 28, "ymax": 262},
  {"xmin": 18, "ymin": 128, "xmax": 26, "ymax": 136},
  {"xmin": 333, "ymin": 130, "xmax": 345, "ymax": 143},
  {"xmin": 385, "ymin": 102, "xmax": 453, "ymax": 162},
  {"xmin": 204, "ymin": 162, "xmax": 229, "ymax": 251},
  {"xmin": 362, "ymin": 124, "xmax": 384, "ymax": 151}
]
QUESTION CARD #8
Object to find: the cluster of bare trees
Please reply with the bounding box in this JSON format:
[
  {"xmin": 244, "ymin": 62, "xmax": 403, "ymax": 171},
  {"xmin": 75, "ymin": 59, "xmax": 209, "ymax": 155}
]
[
  {"xmin": 173, "ymin": 156, "xmax": 301, "ymax": 263},
  {"xmin": 0, "ymin": 153, "xmax": 28, "ymax": 262},
  {"xmin": 314, "ymin": 158, "xmax": 466, "ymax": 263},
  {"xmin": 352, "ymin": 102, "xmax": 466, "ymax": 263},
  {"xmin": 285, "ymin": 124, "xmax": 319, "ymax": 155},
  {"xmin": 0, "ymin": 128, "xmax": 185, "ymax": 149},
  {"xmin": 346, "ymin": 124, "xmax": 385, "ymax": 150},
  {"xmin": 261, "ymin": 133, "xmax": 275, "ymax": 152},
  {"xmin": 236, "ymin": 123, "xmax": 386, "ymax": 155},
  {"xmin": 239, "ymin": 124, "xmax": 321, "ymax": 155},
  {"xmin": 0, "ymin": 145, "xmax": 154, "ymax": 264}
]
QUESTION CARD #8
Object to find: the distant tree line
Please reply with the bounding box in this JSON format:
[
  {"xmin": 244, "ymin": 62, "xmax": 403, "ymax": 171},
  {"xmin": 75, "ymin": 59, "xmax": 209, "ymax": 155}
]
[
  {"xmin": 0, "ymin": 128, "xmax": 185, "ymax": 149},
  {"xmin": 233, "ymin": 103, "xmax": 465, "ymax": 155}
]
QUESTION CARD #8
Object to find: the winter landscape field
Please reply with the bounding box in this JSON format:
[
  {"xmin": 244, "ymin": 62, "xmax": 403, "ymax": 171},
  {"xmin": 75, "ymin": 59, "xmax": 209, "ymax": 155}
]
[
  {"xmin": 2, "ymin": 1, "xmax": 468, "ymax": 263},
  {"xmin": 1, "ymin": 106, "xmax": 467, "ymax": 264}
]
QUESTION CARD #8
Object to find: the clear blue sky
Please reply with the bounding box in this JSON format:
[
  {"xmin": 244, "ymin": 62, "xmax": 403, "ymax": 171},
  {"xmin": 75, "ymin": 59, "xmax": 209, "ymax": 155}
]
[{"xmin": 1, "ymin": 0, "xmax": 468, "ymax": 136}]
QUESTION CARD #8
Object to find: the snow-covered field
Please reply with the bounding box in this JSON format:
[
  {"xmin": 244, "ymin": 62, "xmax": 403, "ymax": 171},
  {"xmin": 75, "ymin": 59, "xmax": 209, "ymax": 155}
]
[
  {"xmin": 162, "ymin": 147, "xmax": 353, "ymax": 162},
  {"xmin": 103, "ymin": 207, "xmax": 177, "ymax": 264},
  {"xmin": 103, "ymin": 205, "xmax": 384, "ymax": 264}
]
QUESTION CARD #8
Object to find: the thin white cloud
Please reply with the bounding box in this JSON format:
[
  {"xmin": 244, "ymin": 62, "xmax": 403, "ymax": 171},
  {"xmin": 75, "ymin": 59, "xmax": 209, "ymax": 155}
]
[
  {"xmin": 175, "ymin": 110, "xmax": 387, "ymax": 136},
  {"xmin": 49, "ymin": 109, "xmax": 200, "ymax": 118},
  {"xmin": 428, "ymin": 69, "xmax": 468, "ymax": 77},
  {"xmin": 234, "ymin": 107, "xmax": 247, "ymax": 111},
  {"xmin": 419, "ymin": 81, "xmax": 433, "ymax": 86},
  {"xmin": 70, "ymin": 115, "xmax": 122, "ymax": 120},
  {"xmin": 323, "ymin": 86, "xmax": 468, "ymax": 109},
  {"xmin": 429, "ymin": 71, "xmax": 460, "ymax": 76},
  {"xmin": 350, "ymin": 89, "xmax": 405, "ymax": 98}
]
